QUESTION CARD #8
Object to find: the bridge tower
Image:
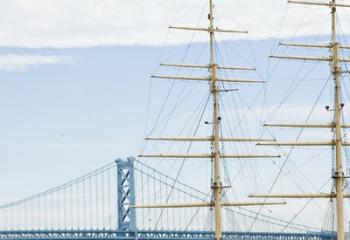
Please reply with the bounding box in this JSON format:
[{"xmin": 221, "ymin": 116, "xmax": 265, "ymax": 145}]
[{"xmin": 116, "ymin": 157, "xmax": 136, "ymax": 231}]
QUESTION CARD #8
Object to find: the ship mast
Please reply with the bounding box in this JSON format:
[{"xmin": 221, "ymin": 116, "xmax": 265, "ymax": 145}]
[
  {"xmin": 250, "ymin": 1, "xmax": 350, "ymax": 240},
  {"xmin": 138, "ymin": 1, "xmax": 285, "ymax": 239},
  {"xmin": 208, "ymin": 0, "xmax": 222, "ymax": 238},
  {"xmin": 331, "ymin": 1, "xmax": 344, "ymax": 238}
]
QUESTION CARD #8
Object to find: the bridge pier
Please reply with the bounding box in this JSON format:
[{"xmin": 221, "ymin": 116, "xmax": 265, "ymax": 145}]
[{"xmin": 116, "ymin": 157, "xmax": 136, "ymax": 232}]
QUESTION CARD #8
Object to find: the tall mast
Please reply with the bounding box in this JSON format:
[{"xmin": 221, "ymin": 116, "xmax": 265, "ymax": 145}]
[
  {"xmin": 138, "ymin": 0, "xmax": 285, "ymax": 237},
  {"xmin": 249, "ymin": 1, "xmax": 350, "ymax": 240},
  {"xmin": 208, "ymin": 0, "xmax": 223, "ymax": 239},
  {"xmin": 331, "ymin": 1, "xmax": 345, "ymax": 239}
]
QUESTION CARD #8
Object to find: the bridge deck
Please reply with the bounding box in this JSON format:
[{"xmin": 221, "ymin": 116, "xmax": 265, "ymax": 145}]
[{"xmin": 0, "ymin": 230, "xmax": 336, "ymax": 240}]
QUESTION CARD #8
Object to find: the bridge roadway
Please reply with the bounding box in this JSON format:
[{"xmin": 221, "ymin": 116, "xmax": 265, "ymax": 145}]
[{"xmin": 0, "ymin": 230, "xmax": 336, "ymax": 240}]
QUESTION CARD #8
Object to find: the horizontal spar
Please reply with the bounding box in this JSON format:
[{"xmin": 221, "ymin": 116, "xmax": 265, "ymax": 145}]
[
  {"xmin": 160, "ymin": 63, "xmax": 256, "ymax": 71},
  {"xmin": 133, "ymin": 202, "xmax": 211, "ymax": 208},
  {"xmin": 169, "ymin": 26, "xmax": 248, "ymax": 34},
  {"xmin": 270, "ymin": 55, "xmax": 350, "ymax": 62},
  {"xmin": 218, "ymin": 66, "xmax": 256, "ymax": 71},
  {"xmin": 264, "ymin": 123, "xmax": 350, "ymax": 128},
  {"xmin": 249, "ymin": 193, "xmax": 350, "ymax": 199},
  {"xmin": 133, "ymin": 201, "xmax": 286, "ymax": 208},
  {"xmin": 280, "ymin": 42, "xmax": 329, "ymax": 48},
  {"xmin": 160, "ymin": 63, "xmax": 209, "ymax": 69},
  {"xmin": 138, "ymin": 154, "xmax": 281, "ymax": 158},
  {"xmin": 222, "ymin": 201, "xmax": 286, "ymax": 207},
  {"xmin": 151, "ymin": 75, "xmax": 264, "ymax": 83},
  {"xmin": 145, "ymin": 137, "xmax": 275, "ymax": 142},
  {"xmin": 279, "ymin": 42, "xmax": 350, "ymax": 49},
  {"xmin": 218, "ymin": 78, "xmax": 264, "ymax": 83},
  {"xmin": 288, "ymin": 0, "xmax": 350, "ymax": 7},
  {"xmin": 257, "ymin": 141, "xmax": 350, "ymax": 146}
]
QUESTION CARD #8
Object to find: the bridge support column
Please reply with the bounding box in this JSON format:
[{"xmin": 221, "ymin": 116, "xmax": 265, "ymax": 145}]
[{"xmin": 116, "ymin": 157, "xmax": 136, "ymax": 231}]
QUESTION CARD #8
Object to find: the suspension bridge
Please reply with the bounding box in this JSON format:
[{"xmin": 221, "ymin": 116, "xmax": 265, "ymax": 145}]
[{"xmin": 0, "ymin": 157, "xmax": 337, "ymax": 240}]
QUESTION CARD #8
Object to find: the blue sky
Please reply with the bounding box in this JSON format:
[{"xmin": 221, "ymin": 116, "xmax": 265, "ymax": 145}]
[{"xmin": 0, "ymin": 46, "xmax": 160, "ymax": 199}]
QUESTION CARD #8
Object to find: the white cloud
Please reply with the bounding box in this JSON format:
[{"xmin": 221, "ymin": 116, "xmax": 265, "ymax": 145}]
[
  {"xmin": 0, "ymin": 0, "xmax": 349, "ymax": 48},
  {"xmin": 0, "ymin": 54, "xmax": 76, "ymax": 72}
]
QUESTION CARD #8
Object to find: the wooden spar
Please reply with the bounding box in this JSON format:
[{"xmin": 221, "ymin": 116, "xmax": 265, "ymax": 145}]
[
  {"xmin": 270, "ymin": 55, "xmax": 350, "ymax": 62},
  {"xmin": 151, "ymin": 75, "xmax": 264, "ymax": 83},
  {"xmin": 263, "ymin": 123, "xmax": 350, "ymax": 128},
  {"xmin": 288, "ymin": 0, "xmax": 350, "ymax": 7},
  {"xmin": 138, "ymin": 154, "xmax": 281, "ymax": 159},
  {"xmin": 256, "ymin": 141, "xmax": 350, "ymax": 146},
  {"xmin": 250, "ymin": 193, "xmax": 350, "ymax": 199},
  {"xmin": 279, "ymin": 42, "xmax": 350, "ymax": 49},
  {"xmin": 133, "ymin": 201, "xmax": 286, "ymax": 209},
  {"xmin": 160, "ymin": 63, "xmax": 256, "ymax": 71},
  {"xmin": 169, "ymin": 25, "xmax": 248, "ymax": 34},
  {"xmin": 145, "ymin": 137, "xmax": 275, "ymax": 142}
]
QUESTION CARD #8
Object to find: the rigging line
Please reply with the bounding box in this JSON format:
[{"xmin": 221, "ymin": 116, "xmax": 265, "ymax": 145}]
[
  {"xmin": 341, "ymin": 90, "xmax": 350, "ymax": 180},
  {"xmin": 213, "ymin": 1, "xmax": 271, "ymax": 81},
  {"xmin": 229, "ymin": 86, "xmax": 266, "ymax": 134},
  {"xmin": 220, "ymin": 98, "xmax": 256, "ymax": 195},
  {"xmin": 145, "ymin": 18, "xmax": 203, "ymax": 139},
  {"xmin": 217, "ymin": 43, "xmax": 270, "ymax": 136},
  {"xmin": 143, "ymin": 0, "xmax": 207, "ymax": 143},
  {"xmin": 266, "ymin": 62, "xmax": 322, "ymax": 124},
  {"xmin": 248, "ymin": 75, "xmax": 331, "ymax": 231},
  {"xmin": 151, "ymin": 29, "xmax": 171, "ymax": 76},
  {"xmin": 156, "ymin": 87, "xmax": 209, "ymax": 153},
  {"xmin": 266, "ymin": 13, "xmax": 327, "ymax": 89},
  {"xmin": 222, "ymin": 41, "xmax": 255, "ymax": 68},
  {"xmin": 171, "ymin": 0, "xmax": 206, "ymax": 26},
  {"xmin": 340, "ymin": 82, "xmax": 350, "ymax": 177},
  {"xmin": 215, "ymin": 42, "xmax": 253, "ymax": 189},
  {"xmin": 218, "ymin": 99, "xmax": 240, "ymax": 191},
  {"xmin": 260, "ymin": 82, "xmax": 270, "ymax": 140},
  {"xmin": 215, "ymin": 4, "xmax": 251, "ymax": 65},
  {"xmin": 265, "ymin": 13, "xmax": 330, "ymax": 120},
  {"xmin": 218, "ymin": 104, "xmax": 232, "ymax": 189},
  {"xmin": 223, "ymin": 206, "xmax": 317, "ymax": 232},
  {"xmin": 266, "ymin": 12, "xmax": 329, "ymax": 82},
  {"xmin": 215, "ymin": 41, "xmax": 237, "ymax": 81},
  {"xmin": 214, "ymin": 7, "xmax": 261, "ymax": 79},
  {"xmin": 184, "ymin": 190, "xmax": 212, "ymax": 231},
  {"xmin": 268, "ymin": 3, "xmax": 289, "ymax": 61},
  {"xmin": 153, "ymin": 93, "xmax": 210, "ymax": 228},
  {"xmin": 143, "ymin": 50, "xmax": 208, "ymax": 158},
  {"xmin": 150, "ymin": 0, "xmax": 205, "ymax": 70},
  {"xmin": 140, "ymin": 71, "xmax": 154, "ymax": 155},
  {"xmin": 336, "ymin": 12, "xmax": 348, "ymax": 44},
  {"xmin": 321, "ymin": 199, "xmax": 333, "ymax": 232},
  {"xmin": 134, "ymin": 161, "xmax": 207, "ymax": 197},
  {"xmin": 234, "ymin": 92, "xmax": 269, "ymax": 135},
  {"xmin": 276, "ymin": 149, "xmax": 331, "ymax": 189},
  {"xmin": 262, "ymin": 95, "xmax": 332, "ymax": 221},
  {"xmin": 152, "ymin": 45, "xmax": 208, "ymax": 136},
  {"xmin": 245, "ymin": 37, "xmax": 263, "ymax": 80},
  {"xmin": 280, "ymin": 177, "xmax": 333, "ymax": 233},
  {"xmin": 137, "ymin": 89, "xmax": 210, "ymax": 194},
  {"xmin": 139, "ymin": 18, "xmax": 173, "ymax": 154},
  {"xmin": 216, "ymin": 2, "xmax": 267, "ymax": 80}
]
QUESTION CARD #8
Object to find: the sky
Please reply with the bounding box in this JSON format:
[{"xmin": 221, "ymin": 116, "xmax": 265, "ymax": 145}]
[
  {"xmin": 0, "ymin": 0, "xmax": 349, "ymax": 48},
  {"xmin": 0, "ymin": 0, "xmax": 350, "ymax": 231}
]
